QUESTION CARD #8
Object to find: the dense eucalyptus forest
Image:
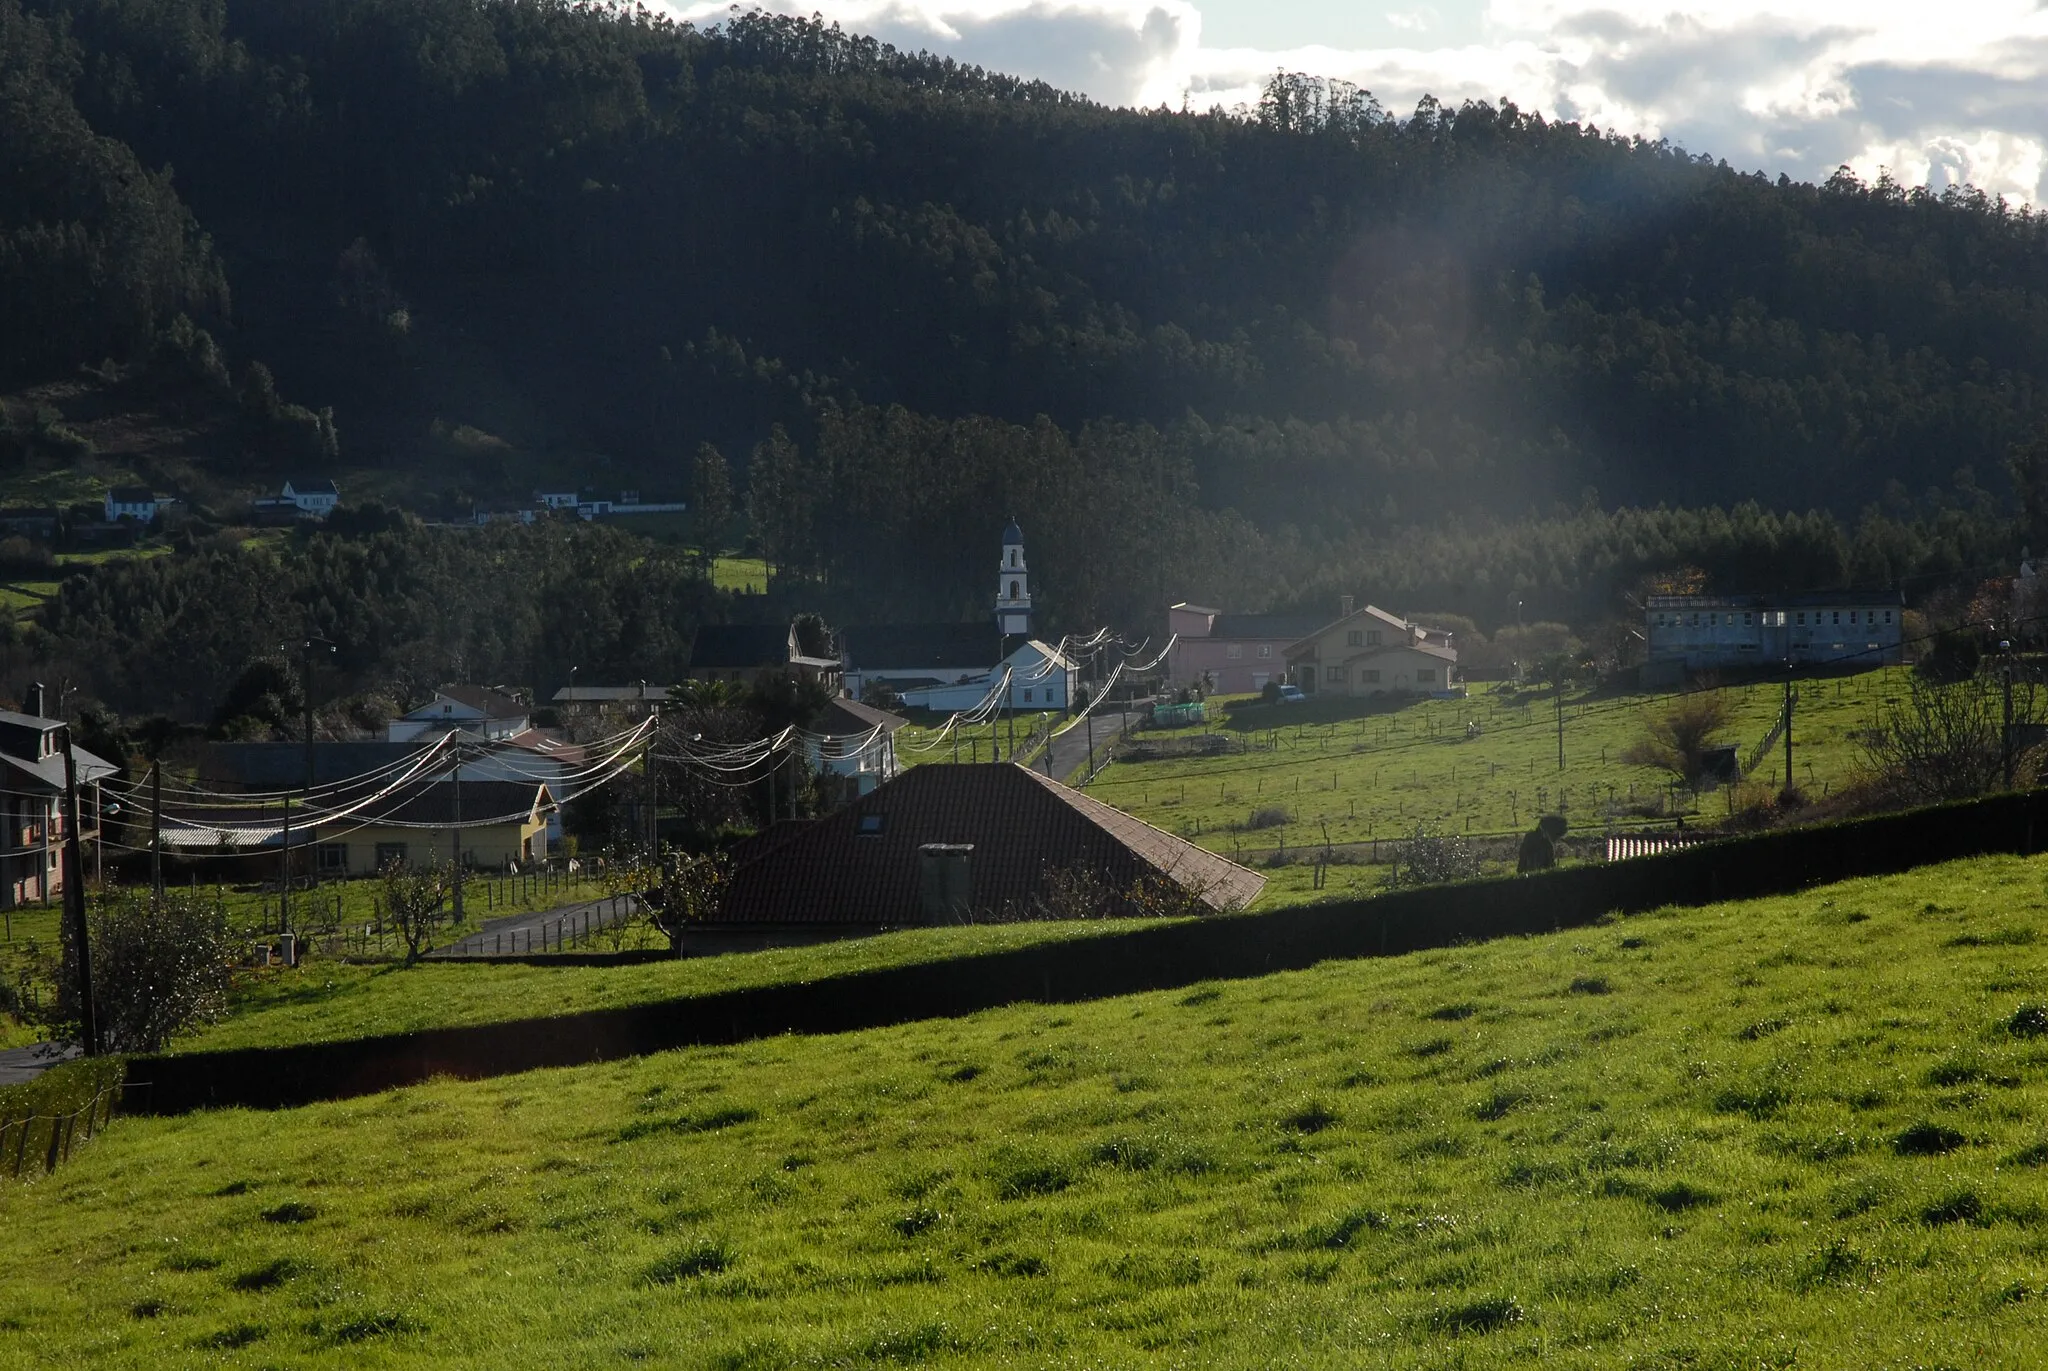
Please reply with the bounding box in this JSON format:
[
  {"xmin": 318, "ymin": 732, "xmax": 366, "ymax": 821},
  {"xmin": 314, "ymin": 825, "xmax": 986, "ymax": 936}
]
[{"xmin": 4, "ymin": 0, "xmax": 2046, "ymax": 718}]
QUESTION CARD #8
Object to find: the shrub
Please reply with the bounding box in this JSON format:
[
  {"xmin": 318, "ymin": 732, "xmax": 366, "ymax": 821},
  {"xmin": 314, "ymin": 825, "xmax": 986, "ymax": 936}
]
[
  {"xmin": 1385, "ymin": 821, "xmax": 1481, "ymax": 888},
  {"xmin": 1623, "ymin": 691, "xmax": 1733, "ymax": 787},
  {"xmin": 2008, "ymin": 1003, "xmax": 2048, "ymax": 1038},
  {"xmin": 1245, "ymin": 805, "xmax": 1292, "ymax": 830},
  {"xmin": 57, "ymin": 890, "xmax": 235, "ymax": 1052}
]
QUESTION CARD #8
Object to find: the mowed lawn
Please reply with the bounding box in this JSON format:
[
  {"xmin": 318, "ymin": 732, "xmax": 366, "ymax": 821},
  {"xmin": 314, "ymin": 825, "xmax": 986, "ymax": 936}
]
[
  {"xmin": 1090, "ymin": 670, "xmax": 1906, "ymax": 861},
  {"xmin": 4, "ymin": 854, "xmax": 2047, "ymax": 1367}
]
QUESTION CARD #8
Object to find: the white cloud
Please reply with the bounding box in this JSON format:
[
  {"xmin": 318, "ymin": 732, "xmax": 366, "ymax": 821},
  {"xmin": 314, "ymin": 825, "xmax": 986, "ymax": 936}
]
[{"xmin": 666, "ymin": 1, "xmax": 2048, "ymax": 202}]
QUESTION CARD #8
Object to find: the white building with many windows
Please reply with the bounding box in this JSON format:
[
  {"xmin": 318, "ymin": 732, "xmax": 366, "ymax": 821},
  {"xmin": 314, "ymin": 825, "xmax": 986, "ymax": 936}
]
[{"xmin": 1644, "ymin": 591, "xmax": 1905, "ymax": 681}]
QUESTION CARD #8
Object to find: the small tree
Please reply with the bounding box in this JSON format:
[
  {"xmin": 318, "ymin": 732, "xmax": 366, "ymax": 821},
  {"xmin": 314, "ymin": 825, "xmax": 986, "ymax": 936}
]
[
  {"xmin": 691, "ymin": 442, "xmax": 733, "ymax": 562},
  {"xmin": 646, "ymin": 849, "xmax": 731, "ymax": 948},
  {"xmin": 381, "ymin": 860, "xmax": 452, "ymax": 964},
  {"xmin": 1623, "ymin": 692, "xmax": 1733, "ymax": 787},
  {"xmin": 1385, "ymin": 822, "xmax": 1482, "ymax": 888},
  {"xmin": 1862, "ymin": 675, "xmax": 2039, "ymax": 804},
  {"xmin": 57, "ymin": 890, "xmax": 235, "ymax": 1052}
]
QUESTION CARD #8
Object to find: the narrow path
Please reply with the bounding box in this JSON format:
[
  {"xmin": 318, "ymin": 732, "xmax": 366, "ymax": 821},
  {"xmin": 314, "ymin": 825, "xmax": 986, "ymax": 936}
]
[
  {"xmin": 427, "ymin": 894, "xmax": 644, "ymax": 958},
  {"xmin": 1043, "ymin": 709, "xmax": 1146, "ymax": 785},
  {"xmin": 0, "ymin": 1040, "xmax": 79, "ymax": 1086}
]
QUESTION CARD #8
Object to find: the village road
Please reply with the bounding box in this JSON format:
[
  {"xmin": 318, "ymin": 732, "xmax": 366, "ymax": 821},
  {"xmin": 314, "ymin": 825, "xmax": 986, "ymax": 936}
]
[
  {"xmin": 1041, "ymin": 708, "xmax": 1146, "ymax": 784},
  {"xmin": 427, "ymin": 893, "xmax": 644, "ymax": 958}
]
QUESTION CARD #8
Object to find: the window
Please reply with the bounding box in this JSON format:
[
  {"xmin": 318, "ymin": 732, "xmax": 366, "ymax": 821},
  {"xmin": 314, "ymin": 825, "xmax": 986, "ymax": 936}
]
[
  {"xmin": 316, "ymin": 843, "xmax": 348, "ymax": 874},
  {"xmin": 1360, "ymin": 669, "xmax": 1380, "ymax": 684},
  {"xmin": 1256, "ymin": 644, "xmax": 1272, "ymax": 658},
  {"xmin": 1366, "ymin": 629, "xmax": 1382, "ymax": 646},
  {"xmin": 1347, "ymin": 629, "xmax": 1364, "ymax": 647},
  {"xmin": 1832, "ymin": 611, "xmax": 1841, "ymax": 625},
  {"xmin": 1022, "ymin": 689, "xmax": 1034, "ymax": 703},
  {"xmin": 1008, "ymin": 580, "xmax": 1020, "ymax": 599},
  {"xmin": 1416, "ymin": 669, "xmax": 1436, "ymax": 684},
  {"xmin": 1226, "ymin": 643, "xmax": 1243, "ymax": 659},
  {"xmin": 856, "ymin": 814, "xmax": 886, "ymax": 837},
  {"xmin": 1690, "ymin": 613, "xmax": 1701, "ymax": 626},
  {"xmin": 374, "ymin": 842, "xmax": 408, "ymax": 870},
  {"xmin": 1743, "ymin": 612, "xmax": 1753, "ymax": 626},
  {"xmin": 1327, "ymin": 667, "xmax": 1348, "ymax": 684},
  {"xmin": 1884, "ymin": 610, "xmax": 1893, "ymax": 624},
  {"xmin": 1655, "ymin": 613, "xmax": 1666, "ymax": 627},
  {"xmin": 1849, "ymin": 610, "xmax": 1858, "ymax": 625},
  {"xmin": 1796, "ymin": 612, "xmax": 1806, "ymax": 626},
  {"xmin": 1009, "ymin": 549, "xmax": 1019, "ymax": 567}
]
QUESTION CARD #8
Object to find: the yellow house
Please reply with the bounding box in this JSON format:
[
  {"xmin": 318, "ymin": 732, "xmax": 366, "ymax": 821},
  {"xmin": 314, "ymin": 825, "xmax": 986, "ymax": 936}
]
[
  {"xmin": 308, "ymin": 779, "xmax": 554, "ymax": 876},
  {"xmin": 1284, "ymin": 603, "xmax": 1458, "ymax": 698}
]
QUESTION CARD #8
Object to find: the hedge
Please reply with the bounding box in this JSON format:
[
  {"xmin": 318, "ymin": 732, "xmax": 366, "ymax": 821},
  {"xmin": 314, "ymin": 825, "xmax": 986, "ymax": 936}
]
[
  {"xmin": 1, "ymin": 1055, "xmax": 127, "ymax": 1179},
  {"xmin": 128, "ymin": 787, "xmax": 2048, "ymax": 1116}
]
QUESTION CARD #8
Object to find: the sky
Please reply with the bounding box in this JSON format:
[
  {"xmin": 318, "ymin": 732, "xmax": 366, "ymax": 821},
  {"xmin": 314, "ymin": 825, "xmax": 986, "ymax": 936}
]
[{"xmin": 667, "ymin": 1, "xmax": 2048, "ymax": 204}]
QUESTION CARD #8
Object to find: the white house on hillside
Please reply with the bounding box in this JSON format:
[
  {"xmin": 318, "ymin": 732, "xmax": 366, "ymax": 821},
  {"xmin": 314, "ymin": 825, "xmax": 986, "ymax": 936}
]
[
  {"xmin": 104, "ymin": 487, "xmax": 160, "ymax": 523},
  {"xmin": 899, "ymin": 639, "xmax": 1077, "ymax": 712},
  {"xmin": 387, "ymin": 686, "xmax": 532, "ymax": 742}
]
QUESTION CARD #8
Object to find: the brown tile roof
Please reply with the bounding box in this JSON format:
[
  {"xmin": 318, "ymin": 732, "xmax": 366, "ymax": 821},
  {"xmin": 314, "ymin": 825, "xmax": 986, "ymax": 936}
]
[
  {"xmin": 436, "ymin": 685, "xmax": 529, "ymax": 719},
  {"xmin": 720, "ymin": 764, "xmax": 1264, "ymax": 925}
]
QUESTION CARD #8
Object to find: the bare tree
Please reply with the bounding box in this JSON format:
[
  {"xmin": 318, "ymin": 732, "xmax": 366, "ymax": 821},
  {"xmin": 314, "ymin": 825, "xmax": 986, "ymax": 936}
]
[
  {"xmin": 1862, "ymin": 675, "xmax": 2042, "ymax": 804},
  {"xmin": 1623, "ymin": 691, "xmax": 1733, "ymax": 787},
  {"xmin": 381, "ymin": 860, "xmax": 452, "ymax": 964}
]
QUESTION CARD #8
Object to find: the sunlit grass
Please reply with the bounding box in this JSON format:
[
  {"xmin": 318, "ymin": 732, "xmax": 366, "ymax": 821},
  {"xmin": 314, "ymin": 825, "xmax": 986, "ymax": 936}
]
[{"xmin": 4, "ymin": 853, "xmax": 2046, "ymax": 1365}]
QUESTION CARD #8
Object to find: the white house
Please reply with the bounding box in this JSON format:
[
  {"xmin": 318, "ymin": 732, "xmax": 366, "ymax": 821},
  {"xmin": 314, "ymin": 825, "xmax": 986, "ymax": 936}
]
[
  {"xmin": 899, "ymin": 639, "xmax": 1077, "ymax": 713},
  {"xmin": 1643, "ymin": 591, "xmax": 1905, "ymax": 683},
  {"xmin": 103, "ymin": 487, "xmax": 159, "ymax": 523},
  {"xmin": 805, "ymin": 698, "xmax": 906, "ymax": 795},
  {"xmin": 387, "ymin": 686, "xmax": 532, "ymax": 742},
  {"xmin": 252, "ymin": 478, "xmax": 340, "ymax": 520}
]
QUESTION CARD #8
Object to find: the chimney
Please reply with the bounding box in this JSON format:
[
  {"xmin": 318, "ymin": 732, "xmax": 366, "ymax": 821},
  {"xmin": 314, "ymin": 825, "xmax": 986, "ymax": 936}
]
[
  {"xmin": 1340, "ymin": 595, "xmax": 1355, "ymax": 617},
  {"xmin": 26, "ymin": 681, "xmax": 43, "ymax": 718},
  {"xmin": 918, "ymin": 844, "xmax": 974, "ymax": 923}
]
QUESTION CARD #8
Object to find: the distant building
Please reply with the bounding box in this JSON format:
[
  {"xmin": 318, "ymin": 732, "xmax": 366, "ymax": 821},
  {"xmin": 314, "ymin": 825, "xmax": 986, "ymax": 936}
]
[
  {"xmin": 387, "ymin": 686, "xmax": 532, "ymax": 742},
  {"xmin": 843, "ymin": 521, "xmax": 1041, "ymax": 704},
  {"xmin": 103, "ymin": 487, "xmax": 159, "ymax": 523},
  {"xmin": 718, "ymin": 764, "xmax": 1264, "ymax": 927},
  {"xmin": 897, "ymin": 639, "xmax": 1077, "ymax": 712},
  {"xmin": 1643, "ymin": 592, "xmax": 1905, "ymax": 682},
  {"xmin": 164, "ymin": 779, "xmax": 553, "ymax": 875},
  {"xmin": 1285, "ymin": 601, "xmax": 1458, "ymax": 698},
  {"xmin": 1165, "ymin": 602, "xmax": 1326, "ymax": 695},
  {"xmin": 0, "ymin": 700, "xmax": 116, "ymax": 910},
  {"xmin": 806, "ymin": 698, "xmax": 906, "ymax": 795},
  {"xmin": 252, "ymin": 478, "xmax": 339, "ymax": 521},
  {"xmin": 684, "ymin": 622, "xmax": 839, "ymax": 687}
]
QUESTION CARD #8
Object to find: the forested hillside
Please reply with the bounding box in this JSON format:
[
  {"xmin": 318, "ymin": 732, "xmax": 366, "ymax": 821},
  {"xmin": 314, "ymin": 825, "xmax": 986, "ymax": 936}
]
[{"xmin": 4, "ymin": 0, "xmax": 2046, "ymax": 709}]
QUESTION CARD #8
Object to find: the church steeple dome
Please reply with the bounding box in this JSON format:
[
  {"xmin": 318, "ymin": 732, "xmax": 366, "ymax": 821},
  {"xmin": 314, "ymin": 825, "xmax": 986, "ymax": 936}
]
[{"xmin": 996, "ymin": 518, "xmax": 1031, "ymax": 635}]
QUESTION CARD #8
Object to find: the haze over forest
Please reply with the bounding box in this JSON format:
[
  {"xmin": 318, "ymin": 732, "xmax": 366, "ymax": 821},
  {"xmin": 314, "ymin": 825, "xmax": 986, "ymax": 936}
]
[{"xmin": 5, "ymin": 0, "xmax": 2048, "ymax": 713}]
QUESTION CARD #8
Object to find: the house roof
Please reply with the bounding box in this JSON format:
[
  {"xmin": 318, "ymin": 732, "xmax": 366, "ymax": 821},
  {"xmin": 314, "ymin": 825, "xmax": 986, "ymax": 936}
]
[
  {"xmin": 1334, "ymin": 641, "xmax": 1459, "ymax": 667},
  {"xmin": 107, "ymin": 486, "xmax": 155, "ymax": 503},
  {"xmin": 1646, "ymin": 590, "xmax": 1907, "ymax": 609},
  {"xmin": 720, "ymin": 764, "xmax": 1264, "ymax": 925},
  {"xmin": 499, "ymin": 728, "xmax": 587, "ymax": 766},
  {"xmin": 1284, "ymin": 604, "xmax": 1434, "ymax": 659},
  {"xmin": 286, "ymin": 478, "xmax": 340, "ymax": 496},
  {"xmin": 200, "ymin": 742, "xmax": 424, "ymax": 789},
  {"xmin": 162, "ymin": 779, "xmax": 551, "ymax": 847},
  {"xmin": 689, "ymin": 624, "xmax": 792, "ymax": 670},
  {"xmin": 423, "ymin": 685, "xmax": 529, "ymax": 720},
  {"xmin": 1169, "ymin": 602, "xmax": 1221, "ymax": 616},
  {"xmin": 0, "ymin": 744, "xmax": 119, "ymax": 792},
  {"xmin": 843, "ymin": 623, "xmax": 1001, "ymax": 672},
  {"xmin": 552, "ymin": 684, "xmax": 670, "ymax": 703},
  {"xmin": 818, "ymin": 698, "xmax": 907, "ymax": 736},
  {"xmin": 1209, "ymin": 613, "xmax": 1326, "ymax": 641}
]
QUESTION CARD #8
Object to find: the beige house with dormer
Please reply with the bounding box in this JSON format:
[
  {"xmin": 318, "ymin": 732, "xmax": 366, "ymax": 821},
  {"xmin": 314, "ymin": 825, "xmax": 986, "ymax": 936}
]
[{"xmin": 1284, "ymin": 602, "xmax": 1458, "ymax": 698}]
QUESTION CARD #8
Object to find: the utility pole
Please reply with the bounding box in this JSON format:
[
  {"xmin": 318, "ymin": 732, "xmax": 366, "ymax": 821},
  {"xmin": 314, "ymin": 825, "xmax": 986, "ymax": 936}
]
[
  {"xmin": 451, "ymin": 748, "xmax": 464, "ymax": 924},
  {"xmin": 61, "ymin": 729, "xmax": 97, "ymax": 1055},
  {"xmin": 279, "ymin": 790, "xmax": 291, "ymax": 936},
  {"xmin": 150, "ymin": 761, "xmax": 163, "ymax": 898},
  {"xmin": 645, "ymin": 708, "xmax": 659, "ymax": 855},
  {"xmin": 1783, "ymin": 666, "xmax": 1794, "ymax": 791},
  {"xmin": 1554, "ymin": 675, "xmax": 1565, "ymax": 771},
  {"xmin": 2002, "ymin": 640, "xmax": 2015, "ymax": 790}
]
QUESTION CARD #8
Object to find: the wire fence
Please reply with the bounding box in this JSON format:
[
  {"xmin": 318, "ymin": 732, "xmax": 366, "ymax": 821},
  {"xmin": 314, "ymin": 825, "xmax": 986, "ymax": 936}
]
[{"xmin": 2, "ymin": 1078, "xmax": 122, "ymax": 1181}]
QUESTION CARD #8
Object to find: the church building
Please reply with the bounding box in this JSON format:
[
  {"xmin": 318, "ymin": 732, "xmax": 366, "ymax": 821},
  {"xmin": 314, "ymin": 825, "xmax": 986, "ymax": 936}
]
[{"xmin": 842, "ymin": 520, "xmax": 1073, "ymax": 711}]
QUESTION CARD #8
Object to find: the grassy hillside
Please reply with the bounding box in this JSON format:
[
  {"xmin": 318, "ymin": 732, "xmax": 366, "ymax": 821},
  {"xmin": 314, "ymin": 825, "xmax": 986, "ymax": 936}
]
[
  {"xmin": 5, "ymin": 853, "xmax": 2045, "ymax": 1366},
  {"xmin": 1090, "ymin": 672, "xmax": 1898, "ymax": 874}
]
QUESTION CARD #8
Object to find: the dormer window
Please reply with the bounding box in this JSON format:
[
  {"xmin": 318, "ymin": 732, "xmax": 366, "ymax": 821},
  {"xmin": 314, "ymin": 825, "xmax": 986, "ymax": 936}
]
[{"xmin": 857, "ymin": 814, "xmax": 886, "ymax": 837}]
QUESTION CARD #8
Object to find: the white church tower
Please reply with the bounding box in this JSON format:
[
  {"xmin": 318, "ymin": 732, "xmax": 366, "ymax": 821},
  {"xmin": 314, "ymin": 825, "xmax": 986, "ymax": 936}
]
[{"xmin": 995, "ymin": 518, "xmax": 1032, "ymax": 636}]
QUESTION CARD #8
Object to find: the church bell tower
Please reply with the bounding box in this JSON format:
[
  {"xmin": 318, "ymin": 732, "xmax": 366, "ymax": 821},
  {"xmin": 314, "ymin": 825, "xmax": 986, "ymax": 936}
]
[{"xmin": 995, "ymin": 518, "xmax": 1032, "ymax": 636}]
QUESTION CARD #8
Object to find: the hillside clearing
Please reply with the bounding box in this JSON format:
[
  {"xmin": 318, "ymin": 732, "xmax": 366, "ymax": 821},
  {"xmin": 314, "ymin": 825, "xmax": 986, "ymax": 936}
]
[{"xmin": 3, "ymin": 853, "xmax": 2045, "ymax": 1366}]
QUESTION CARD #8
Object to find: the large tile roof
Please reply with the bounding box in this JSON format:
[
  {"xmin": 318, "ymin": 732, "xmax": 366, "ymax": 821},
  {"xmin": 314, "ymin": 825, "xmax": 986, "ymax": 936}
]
[{"xmin": 720, "ymin": 764, "xmax": 1263, "ymax": 925}]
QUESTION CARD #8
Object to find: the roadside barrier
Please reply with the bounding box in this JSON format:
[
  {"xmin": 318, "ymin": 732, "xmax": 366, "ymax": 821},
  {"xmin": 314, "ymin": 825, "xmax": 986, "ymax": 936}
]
[{"xmin": 128, "ymin": 786, "xmax": 2048, "ymax": 1116}]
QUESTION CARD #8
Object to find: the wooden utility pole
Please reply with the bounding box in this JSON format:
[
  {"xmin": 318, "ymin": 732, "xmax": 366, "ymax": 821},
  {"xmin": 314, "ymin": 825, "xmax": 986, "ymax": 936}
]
[
  {"xmin": 1782, "ymin": 669, "xmax": 1795, "ymax": 790},
  {"xmin": 451, "ymin": 751, "xmax": 464, "ymax": 923},
  {"xmin": 1554, "ymin": 680, "xmax": 1565, "ymax": 771},
  {"xmin": 278, "ymin": 792, "xmax": 291, "ymax": 935},
  {"xmin": 61, "ymin": 731, "xmax": 98, "ymax": 1055},
  {"xmin": 645, "ymin": 710, "xmax": 659, "ymax": 855},
  {"xmin": 150, "ymin": 762, "xmax": 163, "ymax": 897}
]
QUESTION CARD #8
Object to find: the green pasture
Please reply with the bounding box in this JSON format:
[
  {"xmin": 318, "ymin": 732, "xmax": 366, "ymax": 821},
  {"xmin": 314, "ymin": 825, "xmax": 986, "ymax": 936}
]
[
  {"xmin": 4, "ymin": 853, "xmax": 2047, "ymax": 1365},
  {"xmin": 897, "ymin": 712, "xmax": 1060, "ymax": 770},
  {"xmin": 1091, "ymin": 670, "xmax": 1905, "ymax": 860},
  {"xmin": 710, "ymin": 554, "xmax": 768, "ymax": 594}
]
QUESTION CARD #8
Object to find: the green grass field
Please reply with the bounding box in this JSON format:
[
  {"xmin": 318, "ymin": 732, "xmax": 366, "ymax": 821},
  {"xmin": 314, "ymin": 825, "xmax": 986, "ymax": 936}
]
[
  {"xmin": 3, "ymin": 853, "xmax": 2045, "ymax": 1366},
  {"xmin": 1090, "ymin": 671, "xmax": 1902, "ymax": 861},
  {"xmin": 711, "ymin": 554, "xmax": 769, "ymax": 594}
]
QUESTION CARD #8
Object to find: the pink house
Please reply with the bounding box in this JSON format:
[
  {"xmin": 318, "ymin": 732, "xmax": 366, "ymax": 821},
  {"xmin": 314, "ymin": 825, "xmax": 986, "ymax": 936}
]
[{"xmin": 1166, "ymin": 602, "xmax": 1329, "ymax": 696}]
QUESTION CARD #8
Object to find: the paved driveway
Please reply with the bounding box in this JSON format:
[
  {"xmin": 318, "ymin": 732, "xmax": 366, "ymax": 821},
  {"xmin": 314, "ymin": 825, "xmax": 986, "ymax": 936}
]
[
  {"xmin": 1040, "ymin": 709, "xmax": 1146, "ymax": 785},
  {"xmin": 427, "ymin": 893, "xmax": 644, "ymax": 958}
]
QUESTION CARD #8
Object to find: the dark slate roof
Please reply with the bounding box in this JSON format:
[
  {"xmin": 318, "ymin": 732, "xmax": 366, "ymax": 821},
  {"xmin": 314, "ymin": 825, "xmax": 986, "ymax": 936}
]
[
  {"xmin": 689, "ymin": 624, "xmax": 791, "ymax": 669},
  {"xmin": 1645, "ymin": 589, "xmax": 1906, "ymax": 609},
  {"xmin": 1208, "ymin": 614, "xmax": 1326, "ymax": 640},
  {"xmin": 436, "ymin": 685, "xmax": 529, "ymax": 719},
  {"xmin": 108, "ymin": 486, "xmax": 156, "ymax": 503},
  {"xmin": 288, "ymin": 478, "xmax": 340, "ymax": 495},
  {"xmin": 720, "ymin": 764, "xmax": 1264, "ymax": 925},
  {"xmin": 201, "ymin": 742, "xmax": 423, "ymax": 789},
  {"xmin": 306, "ymin": 779, "xmax": 551, "ymax": 827},
  {"xmin": 843, "ymin": 623, "xmax": 1000, "ymax": 672},
  {"xmin": 818, "ymin": 698, "xmax": 907, "ymax": 736}
]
